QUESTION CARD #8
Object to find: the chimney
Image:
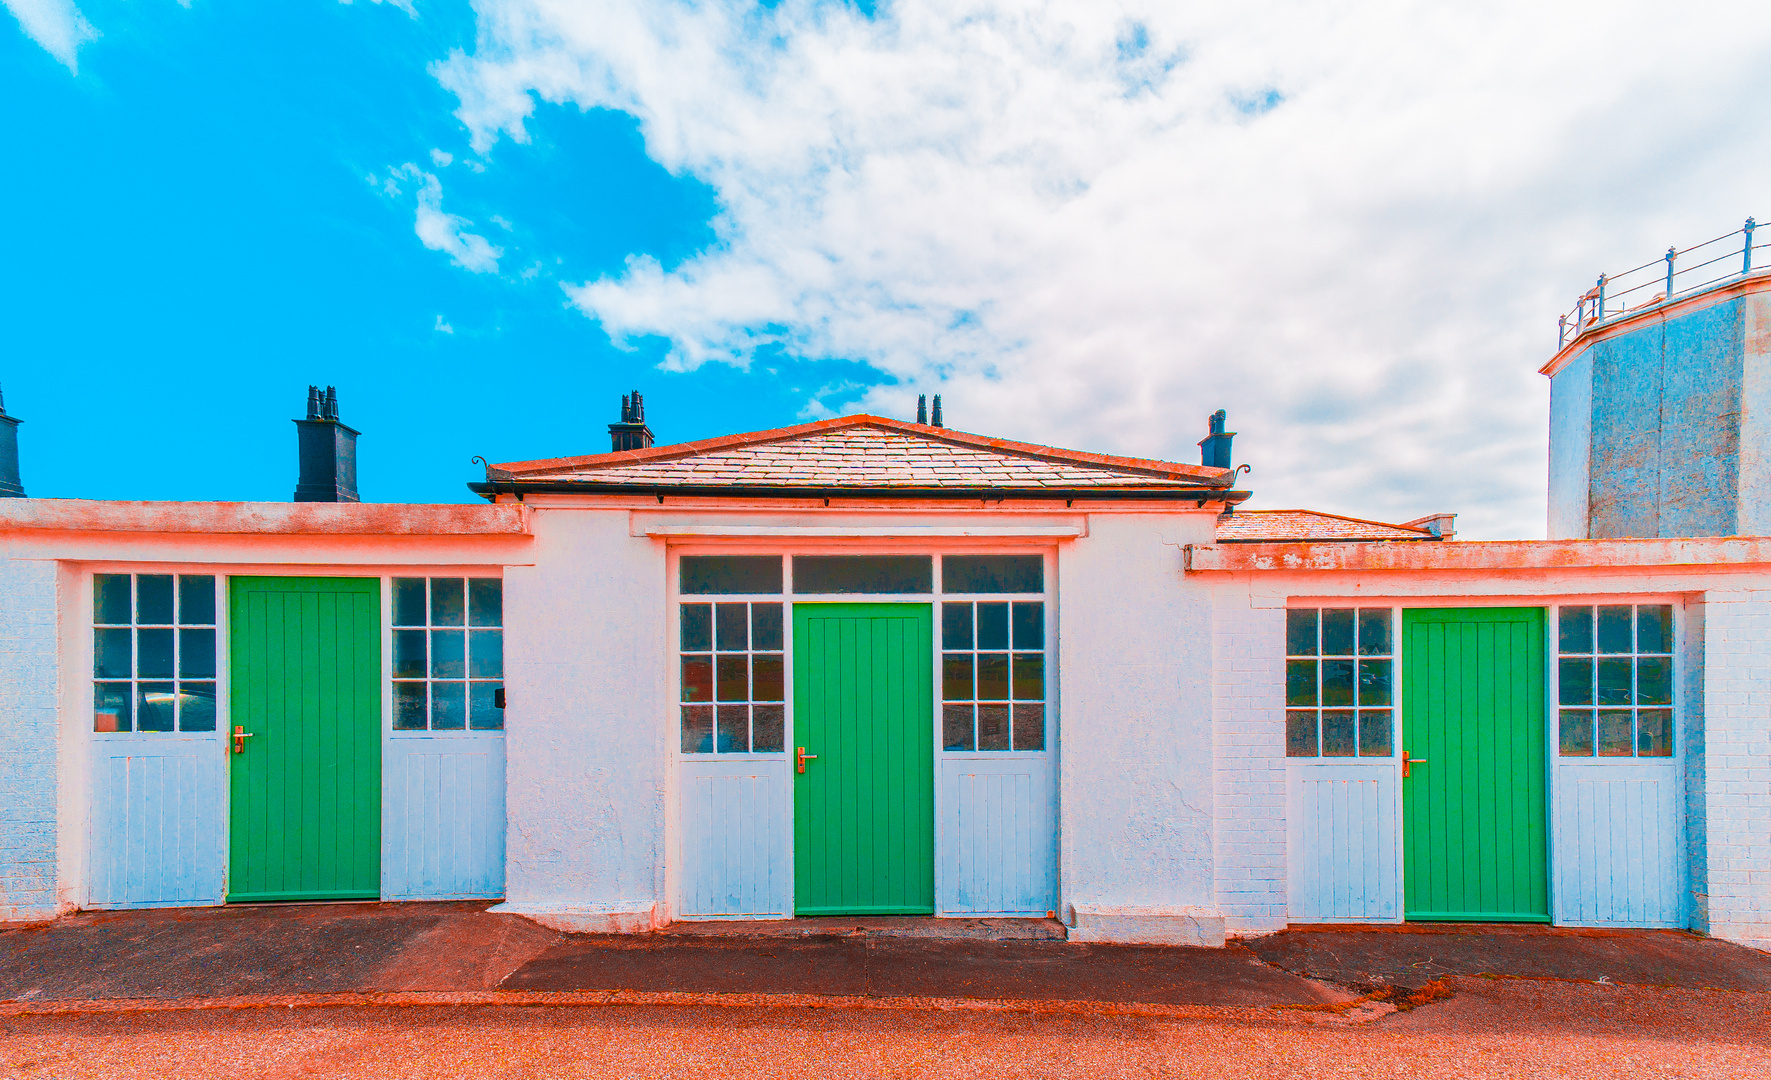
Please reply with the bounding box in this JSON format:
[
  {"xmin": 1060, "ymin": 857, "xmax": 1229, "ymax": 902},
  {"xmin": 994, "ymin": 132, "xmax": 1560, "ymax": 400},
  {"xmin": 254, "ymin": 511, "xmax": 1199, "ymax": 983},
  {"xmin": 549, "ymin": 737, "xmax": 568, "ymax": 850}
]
[
  {"xmin": 1403, "ymin": 513, "xmax": 1457, "ymax": 541},
  {"xmin": 609, "ymin": 391, "xmax": 655, "ymax": 452},
  {"xmin": 930, "ymin": 394, "xmax": 945, "ymax": 428},
  {"xmin": 293, "ymin": 384, "xmax": 360, "ymax": 502},
  {"xmin": 0, "ymin": 385, "xmax": 23, "ymax": 499},
  {"xmin": 916, "ymin": 394, "xmax": 927, "ymax": 425},
  {"xmin": 1199, "ymin": 409, "xmax": 1234, "ymax": 470}
]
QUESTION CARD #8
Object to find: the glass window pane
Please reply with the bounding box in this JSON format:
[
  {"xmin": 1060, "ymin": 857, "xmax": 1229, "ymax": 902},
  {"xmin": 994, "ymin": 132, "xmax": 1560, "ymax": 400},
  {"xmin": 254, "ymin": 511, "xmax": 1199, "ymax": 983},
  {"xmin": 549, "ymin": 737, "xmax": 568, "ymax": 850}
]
[
  {"xmin": 178, "ymin": 628, "xmax": 216, "ymax": 679},
  {"xmin": 1559, "ymin": 709, "xmax": 1595, "ymax": 755},
  {"xmin": 716, "ymin": 603, "xmax": 749, "ymax": 651},
  {"xmin": 976, "ymin": 603, "xmax": 1009, "ymax": 650},
  {"xmin": 431, "ymin": 578, "xmax": 466, "ymax": 627},
  {"xmin": 1597, "ymin": 605, "xmax": 1633, "ymax": 653},
  {"xmin": 94, "ymin": 682, "xmax": 132, "ymax": 732},
  {"xmin": 1597, "ymin": 709, "xmax": 1633, "ymax": 756},
  {"xmin": 1285, "ymin": 710, "xmax": 1318, "ymax": 756},
  {"xmin": 468, "ymin": 579, "xmax": 503, "ymax": 627},
  {"xmin": 1637, "ymin": 708, "xmax": 1673, "ymax": 757},
  {"xmin": 1012, "ymin": 653, "xmax": 1044, "ymax": 701},
  {"xmin": 137, "ymin": 628, "xmax": 174, "ymax": 679},
  {"xmin": 1357, "ymin": 609, "xmax": 1392, "ymax": 656},
  {"xmin": 681, "ymin": 656, "xmax": 713, "ymax": 702},
  {"xmin": 469, "ymin": 630, "xmax": 504, "ymax": 679},
  {"xmin": 681, "ymin": 705, "xmax": 714, "ymax": 753},
  {"xmin": 179, "ymin": 683, "xmax": 217, "ymax": 732},
  {"xmin": 1637, "ymin": 656, "xmax": 1671, "ymax": 706},
  {"xmin": 432, "ymin": 682, "xmax": 467, "ymax": 730},
  {"xmin": 792, "ymin": 555, "xmax": 931, "ymax": 594},
  {"xmin": 393, "ymin": 682, "xmax": 428, "ymax": 729},
  {"xmin": 752, "ymin": 705, "xmax": 785, "ymax": 753},
  {"xmin": 752, "ymin": 654, "xmax": 785, "ymax": 702},
  {"xmin": 138, "ymin": 682, "xmax": 176, "ymax": 732},
  {"xmin": 1559, "ymin": 658, "xmax": 1594, "ymax": 706},
  {"xmin": 943, "ymin": 703, "xmax": 975, "ymax": 751},
  {"xmin": 1637, "ymin": 605, "xmax": 1673, "ymax": 654},
  {"xmin": 1357, "ymin": 710, "xmax": 1392, "ymax": 757},
  {"xmin": 717, "ymin": 655, "xmax": 749, "ymax": 701},
  {"xmin": 1013, "ymin": 703, "xmax": 1044, "ymax": 751},
  {"xmin": 1012, "ymin": 603, "xmax": 1044, "ymax": 650},
  {"xmin": 1321, "ymin": 609, "xmax": 1355, "ymax": 656},
  {"xmin": 94, "ymin": 627, "xmax": 132, "ymax": 679},
  {"xmin": 681, "ymin": 604, "xmax": 712, "ymax": 652},
  {"xmin": 1559, "ymin": 606, "xmax": 1594, "ymax": 654},
  {"xmin": 393, "ymin": 629, "xmax": 427, "ymax": 679},
  {"xmin": 751, "ymin": 604, "xmax": 784, "ymax": 651},
  {"xmin": 1321, "ymin": 710, "xmax": 1356, "ymax": 756},
  {"xmin": 178, "ymin": 576, "xmax": 216, "ymax": 625},
  {"xmin": 1596, "ymin": 657, "xmax": 1632, "ymax": 706},
  {"xmin": 137, "ymin": 575, "xmax": 174, "ymax": 624},
  {"xmin": 942, "ymin": 603, "xmax": 973, "ymax": 650},
  {"xmin": 978, "ymin": 704, "xmax": 1010, "ymax": 750},
  {"xmin": 94, "ymin": 574, "xmax": 131, "ymax": 625},
  {"xmin": 393, "ymin": 578, "xmax": 427, "ymax": 627},
  {"xmin": 681, "ymin": 555, "xmax": 783, "ymax": 595},
  {"xmin": 717, "ymin": 705, "xmax": 750, "ymax": 753},
  {"xmin": 977, "ymin": 653, "xmax": 1010, "ymax": 700},
  {"xmin": 943, "ymin": 653, "xmax": 974, "ymax": 701},
  {"xmin": 1285, "ymin": 659, "xmax": 1318, "ymax": 707},
  {"xmin": 943, "ymin": 555, "xmax": 1042, "ymax": 594},
  {"xmin": 1285, "ymin": 609, "xmax": 1318, "ymax": 657},
  {"xmin": 1321, "ymin": 660, "xmax": 1355, "ymax": 707},
  {"xmin": 470, "ymin": 682, "xmax": 504, "ymax": 730},
  {"xmin": 431, "ymin": 630, "xmax": 466, "ymax": 678},
  {"xmin": 1357, "ymin": 659, "xmax": 1391, "ymax": 707}
]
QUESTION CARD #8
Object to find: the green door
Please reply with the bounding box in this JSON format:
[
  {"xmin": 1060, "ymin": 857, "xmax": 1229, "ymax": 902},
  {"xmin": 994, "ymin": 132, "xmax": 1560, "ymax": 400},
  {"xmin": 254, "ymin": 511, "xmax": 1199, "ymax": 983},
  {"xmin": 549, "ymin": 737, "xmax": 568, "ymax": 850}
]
[
  {"xmin": 228, "ymin": 577, "xmax": 382, "ymax": 902},
  {"xmin": 793, "ymin": 603, "xmax": 935, "ymax": 915},
  {"xmin": 1402, "ymin": 608, "xmax": 1548, "ymax": 922}
]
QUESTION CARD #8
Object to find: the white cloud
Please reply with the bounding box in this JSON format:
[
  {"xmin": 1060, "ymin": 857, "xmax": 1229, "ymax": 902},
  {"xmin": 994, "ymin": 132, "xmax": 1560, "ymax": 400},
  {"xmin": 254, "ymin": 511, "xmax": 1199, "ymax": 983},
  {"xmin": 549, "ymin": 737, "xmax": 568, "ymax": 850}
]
[
  {"xmin": 430, "ymin": 148, "xmax": 454, "ymax": 167},
  {"xmin": 5, "ymin": 0, "xmax": 97, "ymax": 72},
  {"xmin": 435, "ymin": 314, "xmax": 455, "ymax": 334},
  {"xmin": 436, "ymin": 0, "xmax": 1771, "ymax": 538},
  {"xmin": 340, "ymin": 0, "xmax": 417, "ymax": 17},
  {"xmin": 386, "ymin": 163, "xmax": 504, "ymax": 274}
]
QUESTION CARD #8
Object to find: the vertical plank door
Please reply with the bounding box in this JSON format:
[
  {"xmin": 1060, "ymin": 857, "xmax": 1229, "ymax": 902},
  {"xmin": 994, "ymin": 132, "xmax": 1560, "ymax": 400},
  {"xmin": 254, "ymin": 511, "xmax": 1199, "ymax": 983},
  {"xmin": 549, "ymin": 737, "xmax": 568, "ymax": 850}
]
[
  {"xmin": 1402, "ymin": 608, "xmax": 1549, "ymax": 921},
  {"xmin": 793, "ymin": 603, "xmax": 934, "ymax": 915},
  {"xmin": 228, "ymin": 577, "xmax": 381, "ymax": 901}
]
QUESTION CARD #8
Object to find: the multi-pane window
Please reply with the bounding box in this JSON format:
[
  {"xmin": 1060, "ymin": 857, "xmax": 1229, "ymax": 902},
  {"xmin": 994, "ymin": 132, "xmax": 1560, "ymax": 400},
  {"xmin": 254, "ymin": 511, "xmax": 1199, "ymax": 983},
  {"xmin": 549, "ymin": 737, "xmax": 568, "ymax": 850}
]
[
  {"xmin": 680, "ymin": 602, "xmax": 785, "ymax": 753},
  {"xmin": 1558, "ymin": 604, "xmax": 1673, "ymax": 758},
  {"xmin": 93, "ymin": 574, "xmax": 217, "ymax": 733},
  {"xmin": 942, "ymin": 601, "xmax": 1045, "ymax": 751},
  {"xmin": 1285, "ymin": 608, "xmax": 1393, "ymax": 758},
  {"xmin": 392, "ymin": 577, "xmax": 504, "ymax": 731}
]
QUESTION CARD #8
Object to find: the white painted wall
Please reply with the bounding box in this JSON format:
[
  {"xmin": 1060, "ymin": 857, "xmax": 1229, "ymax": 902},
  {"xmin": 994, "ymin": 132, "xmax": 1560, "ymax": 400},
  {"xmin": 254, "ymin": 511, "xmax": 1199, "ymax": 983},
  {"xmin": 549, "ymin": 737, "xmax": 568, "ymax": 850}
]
[
  {"xmin": 1548, "ymin": 349, "xmax": 1594, "ymax": 540},
  {"xmin": 1210, "ymin": 590, "xmax": 1289, "ymax": 933},
  {"xmin": 1696, "ymin": 587, "xmax": 1771, "ymax": 949},
  {"xmin": 1737, "ymin": 293, "xmax": 1771, "ymax": 536},
  {"xmin": 0, "ymin": 558, "xmax": 62, "ymax": 920}
]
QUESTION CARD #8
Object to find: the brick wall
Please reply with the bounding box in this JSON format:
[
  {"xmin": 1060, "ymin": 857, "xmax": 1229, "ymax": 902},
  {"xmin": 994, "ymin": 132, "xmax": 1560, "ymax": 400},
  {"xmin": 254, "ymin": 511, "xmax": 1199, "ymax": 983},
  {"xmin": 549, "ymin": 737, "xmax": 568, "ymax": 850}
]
[
  {"xmin": 1698, "ymin": 588, "xmax": 1771, "ymax": 947},
  {"xmin": 0, "ymin": 558, "xmax": 60, "ymax": 920},
  {"xmin": 1211, "ymin": 585, "xmax": 1288, "ymax": 933}
]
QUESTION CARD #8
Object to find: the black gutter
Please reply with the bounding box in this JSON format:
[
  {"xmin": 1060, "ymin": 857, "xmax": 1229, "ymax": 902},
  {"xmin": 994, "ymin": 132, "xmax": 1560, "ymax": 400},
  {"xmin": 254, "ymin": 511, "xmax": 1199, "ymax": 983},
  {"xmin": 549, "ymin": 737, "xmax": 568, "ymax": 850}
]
[{"xmin": 468, "ymin": 481, "xmax": 1252, "ymax": 506}]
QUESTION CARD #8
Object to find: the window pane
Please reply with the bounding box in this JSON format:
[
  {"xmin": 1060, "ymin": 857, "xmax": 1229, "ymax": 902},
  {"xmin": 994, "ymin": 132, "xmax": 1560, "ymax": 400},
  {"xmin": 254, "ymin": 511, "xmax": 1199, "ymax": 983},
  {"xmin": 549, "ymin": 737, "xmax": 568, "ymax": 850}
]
[
  {"xmin": 1597, "ymin": 709, "xmax": 1633, "ymax": 756},
  {"xmin": 1285, "ymin": 659, "xmax": 1317, "ymax": 707},
  {"xmin": 469, "ymin": 579, "xmax": 503, "ymax": 627},
  {"xmin": 179, "ymin": 683, "xmax": 217, "ymax": 732},
  {"xmin": 1559, "ymin": 658, "xmax": 1594, "ymax": 706},
  {"xmin": 178, "ymin": 576, "xmax": 216, "ymax": 625},
  {"xmin": 94, "ymin": 574, "xmax": 131, "ymax": 625},
  {"xmin": 1012, "ymin": 603, "xmax": 1044, "ymax": 650},
  {"xmin": 942, "ymin": 603, "xmax": 973, "ymax": 650},
  {"xmin": 943, "ymin": 653, "xmax": 974, "ymax": 701},
  {"xmin": 1357, "ymin": 659, "xmax": 1391, "ymax": 707},
  {"xmin": 1559, "ymin": 709, "xmax": 1595, "ymax": 755},
  {"xmin": 978, "ymin": 704, "xmax": 1010, "ymax": 750},
  {"xmin": 752, "ymin": 604, "xmax": 784, "ymax": 651},
  {"xmin": 1012, "ymin": 653, "xmax": 1044, "ymax": 701},
  {"xmin": 138, "ymin": 682, "xmax": 176, "ymax": 732},
  {"xmin": 716, "ymin": 603, "xmax": 749, "ymax": 651},
  {"xmin": 94, "ymin": 627, "xmax": 132, "ymax": 679},
  {"xmin": 1321, "ymin": 710, "xmax": 1355, "ymax": 756},
  {"xmin": 977, "ymin": 653, "xmax": 1010, "ymax": 700},
  {"xmin": 1637, "ymin": 656, "xmax": 1671, "ymax": 706},
  {"xmin": 1559, "ymin": 606, "xmax": 1594, "ymax": 654},
  {"xmin": 393, "ymin": 578, "xmax": 427, "ymax": 627},
  {"xmin": 717, "ymin": 705, "xmax": 749, "ymax": 753},
  {"xmin": 1637, "ymin": 708, "xmax": 1673, "ymax": 756},
  {"xmin": 179, "ymin": 628, "xmax": 216, "ymax": 679},
  {"xmin": 1357, "ymin": 609, "xmax": 1392, "ymax": 656},
  {"xmin": 793, "ymin": 555, "xmax": 931, "ymax": 594},
  {"xmin": 137, "ymin": 575, "xmax": 174, "ymax": 624},
  {"xmin": 1285, "ymin": 609, "xmax": 1318, "ymax": 657},
  {"xmin": 432, "ymin": 682, "xmax": 467, "ymax": 730},
  {"xmin": 431, "ymin": 630, "xmax": 466, "ymax": 678},
  {"xmin": 681, "ymin": 555, "xmax": 783, "ymax": 595},
  {"xmin": 681, "ymin": 604, "xmax": 712, "ymax": 652},
  {"xmin": 470, "ymin": 682, "xmax": 503, "ymax": 730},
  {"xmin": 138, "ymin": 628, "xmax": 174, "ymax": 679},
  {"xmin": 681, "ymin": 656, "xmax": 713, "ymax": 702},
  {"xmin": 1637, "ymin": 605, "xmax": 1673, "ymax": 654},
  {"xmin": 1596, "ymin": 605, "xmax": 1632, "ymax": 653},
  {"xmin": 752, "ymin": 654, "xmax": 785, "ymax": 701},
  {"xmin": 1321, "ymin": 660, "xmax": 1355, "ymax": 708},
  {"xmin": 393, "ymin": 629, "xmax": 427, "ymax": 679},
  {"xmin": 1285, "ymin": 710, "xmax": 1318, "ymax": 756},
  {"xmin": 1013, "ymin": 704, "xmax": 1045, "ymax": 751},
  {"xmin": 431, "ymin": 578, "xmax": 466, "ymax": 627},
  {"xmin": 681, "ymin": 705, "xmax": 714, "ymax": 753},
  {"xmin": 1321, "ymin": 609, "xmax": 1355, "ymax": 656},
  {"xmin": 943, "ymin": 703, "xmax": 975, "ymax": 751},
  {"xmin": 1357, "ymin": 710, "xmax": 1392, "ymax": 756},
  {"xmin": 393, "ymin": 683, "xmax": 428, "ymax": 730},
  {"xmin": 470, "ymin": 630, "xmax": 504, "ymax": 679},
  {"xmin": 752, "ymin": 705, "xmax": 785, "ymax": 753},
  {"xmin": 1596, "ymin": 657, "xmax": 1632, "ymax": 706},
  {"xmin": 717, "ymin": 655, "xmax": 749, "ymax": 701},
  {"xmin": 976, "ymin": 603, "xmax": 1009, "ymax": 649},
  {"xmin": 943, "ymin": 554, "xmax": 1042, "ymax": 593},
  {"xmin": 95, "ymin": 682, "xmax": 132, "ymax": 732}
]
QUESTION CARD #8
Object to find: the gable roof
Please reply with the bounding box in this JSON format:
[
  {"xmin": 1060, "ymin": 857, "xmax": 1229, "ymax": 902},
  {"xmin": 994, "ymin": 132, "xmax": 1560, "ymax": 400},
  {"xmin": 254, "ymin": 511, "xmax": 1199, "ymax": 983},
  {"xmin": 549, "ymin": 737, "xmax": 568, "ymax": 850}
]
[
  {"xmin": 471, "ymin": 415, "xmax": 1244, "ymax": 502},
  {"xmin": 1216, "ymin": 509, "xmax": 1440, "ymax": 543}
]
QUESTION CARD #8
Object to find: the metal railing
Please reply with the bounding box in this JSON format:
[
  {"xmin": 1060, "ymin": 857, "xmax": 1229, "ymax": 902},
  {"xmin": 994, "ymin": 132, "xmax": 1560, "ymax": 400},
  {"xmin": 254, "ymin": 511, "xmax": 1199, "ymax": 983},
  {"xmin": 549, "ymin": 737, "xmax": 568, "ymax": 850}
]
[{"xmin": 1558, "ymin": 218, "xmax": 1770, "ymax": 349}]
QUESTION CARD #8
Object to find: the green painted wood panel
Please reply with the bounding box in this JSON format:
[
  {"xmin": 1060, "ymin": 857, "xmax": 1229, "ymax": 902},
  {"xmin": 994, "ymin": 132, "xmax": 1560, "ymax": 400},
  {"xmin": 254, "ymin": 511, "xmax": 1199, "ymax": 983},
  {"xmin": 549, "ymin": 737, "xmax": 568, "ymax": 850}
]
[
  {"xmin": 793, "ymin": 603, "xmax": 934, "ymax": 915},
  {"xmin": 1402, "ymin": 608, "xmax": 1549, "ymax": 922},
  {"xmin": 228, "ymin": 577, "xmax": 382, "ymax": 902}
]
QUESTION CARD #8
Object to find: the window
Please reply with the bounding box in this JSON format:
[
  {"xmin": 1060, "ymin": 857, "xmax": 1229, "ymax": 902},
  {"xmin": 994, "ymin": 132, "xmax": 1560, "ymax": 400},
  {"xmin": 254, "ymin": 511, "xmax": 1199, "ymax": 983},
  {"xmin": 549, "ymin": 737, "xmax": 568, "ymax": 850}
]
[
  {"xmin": 942, "ymin": 601, "xmax": 1045, "ymax": 751},
  {"xmin": 943, "ymin": 555, "xmax": 1043, "ymax": 594},
  {"xmin": 681, "ymin": 555, "xmax": 783, "ymax": 595},
  {"xmin": 1557, "ymin": 604, "xmax": 1673, "ymax": 758},
  {"xmin": 93, "ymin": 573, "xmax": 217, "ymax": 733},
  {"xmin": 793, "ymin": 555, "xmax": 932, "ymax": 594},
  {"xmin": 392, "ymin": 577, "xmax": 504, "ymax": 732},
  {"xmin": 1286, "ymin": 608, "xmax": 1393, "ymax": 758},
  {"xmin": 680, "ymin": 602, "xmax": 785, "ymax": 753}
]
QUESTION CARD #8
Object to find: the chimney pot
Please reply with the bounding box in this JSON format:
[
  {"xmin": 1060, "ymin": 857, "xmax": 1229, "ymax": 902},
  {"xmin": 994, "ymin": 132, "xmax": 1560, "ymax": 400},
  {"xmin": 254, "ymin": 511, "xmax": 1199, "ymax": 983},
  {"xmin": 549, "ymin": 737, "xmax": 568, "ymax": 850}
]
[
  {"xmin": 931, "ymin": 394, "xmax": 944, "ymax": 428},
  {"xmin": 294, "ymin": 385, "xmax": 360, "ymax": 502},
  {"xmin": 1198, "ymin": 408, "xmax": 1235, "ymax": 470},
  {"xmin": 610, "ymin": 390, "xmax": 656, "ymax": 452},
  {"xmin": 0, "ymin": 384, "xmax": 24, "ymax": 499},
  {"xmin": 916, "ymin": 395, "xmax": 927, "ymax": 425}
]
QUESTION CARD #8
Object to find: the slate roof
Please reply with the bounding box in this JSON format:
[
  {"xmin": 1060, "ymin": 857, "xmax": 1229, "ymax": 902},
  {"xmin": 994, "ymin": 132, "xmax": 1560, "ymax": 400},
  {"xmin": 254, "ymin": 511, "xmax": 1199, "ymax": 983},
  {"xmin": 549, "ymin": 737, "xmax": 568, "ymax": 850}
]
[{"xmin": 1215, "ymin": 509, "xmax": 1439, "ymax": 543}]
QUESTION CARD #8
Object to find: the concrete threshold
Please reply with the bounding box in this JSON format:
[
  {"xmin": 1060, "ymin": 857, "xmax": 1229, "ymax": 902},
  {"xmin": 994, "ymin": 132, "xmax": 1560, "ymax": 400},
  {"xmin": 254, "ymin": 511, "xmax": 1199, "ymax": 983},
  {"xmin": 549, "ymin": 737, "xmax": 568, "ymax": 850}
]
[{"xmin": 659, "ymin": 916, "xmax": 1068, "ymax": 941}]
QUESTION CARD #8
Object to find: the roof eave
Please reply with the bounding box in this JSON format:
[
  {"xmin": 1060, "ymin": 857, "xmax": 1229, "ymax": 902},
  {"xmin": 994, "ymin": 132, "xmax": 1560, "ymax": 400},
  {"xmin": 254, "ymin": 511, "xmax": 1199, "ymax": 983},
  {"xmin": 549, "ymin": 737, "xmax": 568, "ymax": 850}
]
[{"xmin": 468, "ymin": 480, "xmax": 1252, "ymax": 505}]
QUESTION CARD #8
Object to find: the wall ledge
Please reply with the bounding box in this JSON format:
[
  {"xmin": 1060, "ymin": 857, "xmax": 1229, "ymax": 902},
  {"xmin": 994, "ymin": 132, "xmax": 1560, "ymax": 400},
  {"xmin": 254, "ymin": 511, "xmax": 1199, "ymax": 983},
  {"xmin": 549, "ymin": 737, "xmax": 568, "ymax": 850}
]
[
  {"xmin": 0, "ymin": 499, "xmax": 529, "ymax": 537},
  {"xmin": 1066, "ymin": 904, "xmax": 1227, "ymax": 947},
  {"xmin": 1187, "ymin": 537, "xmax": 1771, "ymax": 574}
]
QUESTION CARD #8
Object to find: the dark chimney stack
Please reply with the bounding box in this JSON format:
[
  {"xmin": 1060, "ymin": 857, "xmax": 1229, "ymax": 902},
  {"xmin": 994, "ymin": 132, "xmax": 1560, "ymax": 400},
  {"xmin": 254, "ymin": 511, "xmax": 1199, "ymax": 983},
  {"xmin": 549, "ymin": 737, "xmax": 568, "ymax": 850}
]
[
  {"xmin": 609, "ymin": 390, "xmax": 655, "ymax": 452},
  {"xmin": 930, "ymin": 394, "xmax": 944, "ymax": 428},
  {"xmin": 916, "ymin": 394, "xmax": 927, "ymax": 425},
  {"xmin": 293, "ymin": 384, "xmax": 360, "ymax": 502},
  {"xmin": 1199, "ymin": 409, "xmax": 1234, "ymax": 470},
  {"xmin": 0, "ymin": 384, "xmax": 23, "ymax": 499}
]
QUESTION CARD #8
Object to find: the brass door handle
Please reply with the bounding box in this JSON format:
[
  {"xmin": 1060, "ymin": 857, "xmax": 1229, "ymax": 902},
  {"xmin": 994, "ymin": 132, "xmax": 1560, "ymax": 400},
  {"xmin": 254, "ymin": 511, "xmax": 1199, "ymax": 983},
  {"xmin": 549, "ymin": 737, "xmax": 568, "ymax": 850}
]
[
  {"xmin": 233, "ymin": 726, "xmax": 254, "ymax": 755},
  {"xmin": 797, "ymin": 746, "xmax": 817, "ymax": 774},
  {"xmin": 1402, "ymin": 753, "xmax": 1426, "ymax": 778}
]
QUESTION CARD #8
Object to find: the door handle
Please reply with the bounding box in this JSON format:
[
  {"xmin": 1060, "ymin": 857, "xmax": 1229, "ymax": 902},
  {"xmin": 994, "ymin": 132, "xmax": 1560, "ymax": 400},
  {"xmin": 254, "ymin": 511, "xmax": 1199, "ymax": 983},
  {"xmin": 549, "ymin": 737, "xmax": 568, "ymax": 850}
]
[
  {"xmin": 797, "ymin": 746, "xmax": 817, "ymax": 774},
  {"xmin": 233, "ymin": 726, "xmax": 254, "ymax": 755},
  {"xmin": 1402, "ymin": 753, "xmax": 1426, "ymax": 778}
]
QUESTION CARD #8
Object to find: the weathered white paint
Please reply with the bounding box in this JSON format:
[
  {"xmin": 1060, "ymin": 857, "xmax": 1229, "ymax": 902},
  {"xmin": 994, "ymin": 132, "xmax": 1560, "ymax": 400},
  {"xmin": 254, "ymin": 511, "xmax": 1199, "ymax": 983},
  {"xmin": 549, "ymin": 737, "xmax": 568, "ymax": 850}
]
[
  {"xmin": 1548, "ymin": 349, "xmax": 1594, "ymax": 540},
  {"xmin": 87, "ymin": 738, "xmax": 226, "ymax": 908},
  {"xmin": 0, "ymin": 558, "xmax": 61, "ymax": 921},
  {"xmin": 383, "ymin": 736, "xmax": 506, "ymax": 900},
  {"xmin": 1554, "ymin": 764, "xmax": 1683, "ymax": 927},
  {"xmin": 1211, "ymin": 595, "xmax": 1289, "ymax": 934},
  {"xmin": 1286, "ymin": 764, "xmax": 1399, "ymax": 922},
  {"xmin": 1738, "ymin": 292, "xmax": 1771, "ymax": 536},
  {"xmin": 678, "ymin": 758, "xmax": 791, "ymax": 917},
  {"xmin": 939, "ymin": 756, "xmax": 1056, "ymax": 916}
]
